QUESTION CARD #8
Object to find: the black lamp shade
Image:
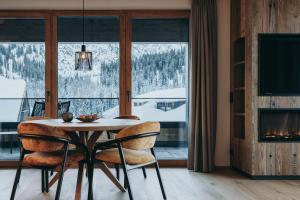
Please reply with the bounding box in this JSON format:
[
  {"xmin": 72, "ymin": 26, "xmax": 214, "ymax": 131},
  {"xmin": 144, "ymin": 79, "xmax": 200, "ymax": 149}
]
[{"xmin": 75, "ymin": 45, "xmax": 93, "ymax": 71}]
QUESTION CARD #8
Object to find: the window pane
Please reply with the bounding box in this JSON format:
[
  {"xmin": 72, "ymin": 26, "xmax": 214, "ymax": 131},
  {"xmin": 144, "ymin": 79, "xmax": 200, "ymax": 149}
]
[
  {"xmin": 57, "ymin": 17, "xmax": 120, "ymax": 118},
  {"xmin": 131, "ymin": 19, "xmax": 189, "ymax": 160},
  {"xmin": 0, "ymin": 19, "xmax": 45, "ymax": 160}
]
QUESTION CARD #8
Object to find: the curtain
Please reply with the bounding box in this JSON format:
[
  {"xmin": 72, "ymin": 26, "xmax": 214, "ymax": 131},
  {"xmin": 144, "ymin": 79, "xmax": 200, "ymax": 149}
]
[{"xmin": 188, "ymin": 0, "xmax": 218, "ymax": 172}]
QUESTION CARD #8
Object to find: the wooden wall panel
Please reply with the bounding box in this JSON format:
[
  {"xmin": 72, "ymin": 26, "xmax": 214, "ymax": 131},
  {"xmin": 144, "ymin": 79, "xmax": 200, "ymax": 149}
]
[{"xmin": 231, "ymin": 0, "xmax": 300, "ymax": 176}]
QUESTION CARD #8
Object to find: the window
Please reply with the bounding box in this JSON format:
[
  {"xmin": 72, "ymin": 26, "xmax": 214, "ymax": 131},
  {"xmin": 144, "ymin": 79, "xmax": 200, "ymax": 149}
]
[
  {"xmin": 0, "ymin": 19, "xmax": 45, "ymax": 160},
  {"xmin": 0, "ymin": 11, "xmax": 189, "ymax": 164},
  {"xmin": 57, "ymin": 16, "xmax": 120, "ymax": 118},
  {"xmin": 131, "ymin": 19, "xmax": 189, "ymax": 159}
]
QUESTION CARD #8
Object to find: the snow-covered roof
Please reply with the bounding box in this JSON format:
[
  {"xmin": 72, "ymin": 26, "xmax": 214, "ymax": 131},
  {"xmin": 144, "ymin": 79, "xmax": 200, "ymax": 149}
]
[
  {"xmin": 0, "ymin": 77, "xmax": 26, "ymax": 98},
  {"xmin": 104, "ymin": 88, "xmax": 186, "ymax": 122},
  {"xmin": 0, "ymin": 77, "xmax": 27, "ymax": 122},
  {"xmin": 135, "ymin": 88, "xmax": 185, "ymax": 99}
]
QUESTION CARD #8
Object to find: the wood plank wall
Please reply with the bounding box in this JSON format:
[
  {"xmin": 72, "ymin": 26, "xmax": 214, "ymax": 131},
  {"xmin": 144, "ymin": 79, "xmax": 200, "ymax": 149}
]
[{"xmin": 231, "ymin": 0, "xmax": 300, "ymax": 176}]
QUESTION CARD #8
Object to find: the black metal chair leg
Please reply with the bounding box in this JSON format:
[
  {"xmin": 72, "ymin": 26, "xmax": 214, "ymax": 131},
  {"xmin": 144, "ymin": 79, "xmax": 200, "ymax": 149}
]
[
  {"xmin": 54, "ymin": 146, "xmax": 68, "ymax": 200},
  {"xmin": 142, "ymin": 167, "xmax": 147, "ymax": 178},
  {"xmin": 45, "ymin": 170, "xmax": 49, "ymax": 192},
  {"xmin": 10, "ymin": 151, "xmax": 25, "ymax": 200},
  {"xmin": 115, "ymin": 164, "xmax": 120, "ymax": 180},
  {"xmin": 117, "ymin": 144, "xmax": 133, "ymax": 200},
  {"xmin": 154, "ymin": 161, "xmax": 167, "ymax": 200},
  {"xmin": 151, "ymin": 149, "xmax": 167, "ymax": 200},
  {"xmin": 124, "ymin": 176, "xmax": 128, "ymax": 189},
  {"xmin": 41, "ymin": 169, "xmax": 45, "ymax": 193},
  {"xmin": 10, "ymin": 165, "xmax": 22, "ymax": 200},
  {"xmin": 85, "ymin": 164, "xmax": 89, "ymax": 177},
  {"xmin": 106, "ymin": 131, "xmax": 112, "ymax": 139}
]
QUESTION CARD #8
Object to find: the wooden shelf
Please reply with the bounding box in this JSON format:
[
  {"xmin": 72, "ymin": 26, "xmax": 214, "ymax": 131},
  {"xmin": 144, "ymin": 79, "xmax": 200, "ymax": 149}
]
[
  {"xmin": 232, "ymin": 37, "xmax": 245, "ymax": 141},
  {"xmin": 233, "ymin": 61, "xmax": 245, "ymax": 66},
  {"xmin": 233, "ymin": 87, "xmax": 245, "ymax": 91}
]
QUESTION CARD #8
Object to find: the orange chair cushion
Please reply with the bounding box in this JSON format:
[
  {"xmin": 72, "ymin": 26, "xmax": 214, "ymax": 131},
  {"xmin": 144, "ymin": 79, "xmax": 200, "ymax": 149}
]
[
  {"xmin": 23, "ymin": 150, "xmax": 85, "ymax": 167},
  {"xmin": 95, "ymin": 148, "xmax": 155, "ymax": 165},
  {"xmin": 116, "ymin": 122, "xmax": 160, "ymax": 150}
]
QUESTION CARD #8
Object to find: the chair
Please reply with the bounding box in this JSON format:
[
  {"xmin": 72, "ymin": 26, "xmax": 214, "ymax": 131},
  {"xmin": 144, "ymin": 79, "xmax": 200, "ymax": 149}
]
[
  {"xmin": 57, "ymin": 101, "xmax": 71, "ymax": 118},
  {"xmin": 107, "ymin": 115, "xmax": 141, "ymax": 139},
  {"xmin": 10, "ymin": 123, "xmax": 88, "ymax": 200},
  {"xmin": 107, "ymin": 115, "xmax": 145, "ymax": 181},
  {"xmin": 89, "ymin": 122, "xmax": 166, "ymax": 200},
  {"xmin": 31, "ymin": 101, "xmax": 71, "ymax": 118},
  {"xmin": 31, "ymin": 101, "xmax": 45, "ymax": 117}
]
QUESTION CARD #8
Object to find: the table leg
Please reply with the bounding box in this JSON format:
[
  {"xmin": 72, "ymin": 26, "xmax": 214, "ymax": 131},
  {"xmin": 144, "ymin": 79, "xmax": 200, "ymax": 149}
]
[
  {"xmin": 48, "ymin": 168, "xmax": 68, "ymax": 189},
  {"xmin": 98, "ymin": 162, "xmax": 126, "ymax": 192},
  {"xmin": 62, "ymin": 130, "xmax": 126, "ymax": 198},
  {"xmin": 75, "ymin": 162, "xmax": 84, "ymax": 200},
  {"xmin": 80, "ymin": 132, "xmax": 89, "ymax": 177},
  {"xmin": 86, "ymin": 131, "xmax": 102, "ymax": 151}
]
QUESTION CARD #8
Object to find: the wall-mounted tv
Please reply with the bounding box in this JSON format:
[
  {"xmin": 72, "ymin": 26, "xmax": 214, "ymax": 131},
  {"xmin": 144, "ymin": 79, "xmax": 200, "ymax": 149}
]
[{"xmin": 259, "ymin": 34, "xmax": 300, "ymax": 96}]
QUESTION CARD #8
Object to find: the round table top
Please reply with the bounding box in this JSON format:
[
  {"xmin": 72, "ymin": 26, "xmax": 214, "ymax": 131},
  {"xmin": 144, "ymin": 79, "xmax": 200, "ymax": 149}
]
[{"xmin": 22, "ymin": 118, "xmax": 143, "ymax": 132}]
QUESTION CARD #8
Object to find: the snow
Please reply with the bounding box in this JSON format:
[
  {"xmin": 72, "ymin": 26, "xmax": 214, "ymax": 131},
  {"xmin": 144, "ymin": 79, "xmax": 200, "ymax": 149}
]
[
  {"xmin": 103, "ymin": 88, "xmax": 186, "ymax": 122},
  {"xmin": 0, "ymin": 77, "xmax": 26, "ymax": 98},
  {"xmin": 0, "ymin": 42, "xmax": 188, "ymax": 122},
  {"xmin": 0, "ymin": 77, "xmax": 26, "ymax": 122},
  {"xmin": 132, "ymin": 100, "xmax": 186, "ymax": 121},
  {"xmin": 134, "ymin": 88, "xmax": 185, "ymax": 98}
]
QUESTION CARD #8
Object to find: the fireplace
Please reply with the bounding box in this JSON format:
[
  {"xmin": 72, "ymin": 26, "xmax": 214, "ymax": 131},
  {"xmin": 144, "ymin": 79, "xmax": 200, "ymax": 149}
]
[{"xmin": 259, "ymin": 108, "xmax": 300, "ymax": 142}]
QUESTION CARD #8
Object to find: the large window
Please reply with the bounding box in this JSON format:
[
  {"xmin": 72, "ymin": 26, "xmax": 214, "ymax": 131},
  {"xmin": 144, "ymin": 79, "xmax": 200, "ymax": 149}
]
[
  {"xmin": 0, "ymin": 19, "xmax": 45, "ymax": 160},
  {"xmin": 0, "ymin": 11, "xmax": 189, "ymax": 164},
  {"xmin": 131, "ymin": 19, "xmax": 189, "ymax": 159},
  {"xmin": 57, "ymin": 17, "xmax": 120, "ymax": 118}
]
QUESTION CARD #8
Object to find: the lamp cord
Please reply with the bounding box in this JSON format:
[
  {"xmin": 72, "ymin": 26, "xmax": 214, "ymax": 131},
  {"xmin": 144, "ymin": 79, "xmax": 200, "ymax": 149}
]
[{"xmin": 82, "ymin": 0, "xmax": 85, "ymax": 45}]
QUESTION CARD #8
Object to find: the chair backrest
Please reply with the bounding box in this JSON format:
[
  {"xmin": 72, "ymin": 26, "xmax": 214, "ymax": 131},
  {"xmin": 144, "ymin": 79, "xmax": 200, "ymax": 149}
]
[
  {"xmin": 114, "ymin": 115, "xmax": 140, "ymax": 120},
  {"xmin": 31, "ymin": 101, "xmax": 45, "ymax": 117},
  {"xmin": 116, "ymin": 122, "xmax": 160, "ymax": 150},
  {"xmin": 57, "ymin": 101, "xmax": 71, "ymax": 117},
  {"xmin": 31, "ymin": 101, "xmax": 71, "ymax": 118},
  {"xmin": 18, "ymin": 122, "xmax": 68, "ymax": 152}
]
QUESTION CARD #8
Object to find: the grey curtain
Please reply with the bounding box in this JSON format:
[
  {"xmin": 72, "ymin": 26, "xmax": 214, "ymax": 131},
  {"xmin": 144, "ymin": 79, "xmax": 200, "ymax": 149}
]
[{"xmin": 188, "ymin": 0, "xmax": 218, "ymax": 172}]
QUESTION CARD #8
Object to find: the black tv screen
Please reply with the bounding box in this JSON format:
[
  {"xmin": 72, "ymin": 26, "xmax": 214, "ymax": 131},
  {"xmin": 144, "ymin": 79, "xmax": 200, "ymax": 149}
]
[{"xmin": 259, "ymin": 34, "xmax": 300, "ymax": 96}]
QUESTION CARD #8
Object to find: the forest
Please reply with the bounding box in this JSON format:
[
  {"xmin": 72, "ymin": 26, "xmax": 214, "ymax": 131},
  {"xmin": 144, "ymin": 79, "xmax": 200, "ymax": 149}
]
[{"xmin": 0, "ymin": 43, "xmax": 187, "ymax": 116}]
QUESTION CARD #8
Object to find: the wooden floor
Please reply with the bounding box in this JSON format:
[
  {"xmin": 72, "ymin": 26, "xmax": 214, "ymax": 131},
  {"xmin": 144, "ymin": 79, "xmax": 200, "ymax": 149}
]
[{"xmin": 1, "ymin": 168, "xmax": 300, "ymax": 200}]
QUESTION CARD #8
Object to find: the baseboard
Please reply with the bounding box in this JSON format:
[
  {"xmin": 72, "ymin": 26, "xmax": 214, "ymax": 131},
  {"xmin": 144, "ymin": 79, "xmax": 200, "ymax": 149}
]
[
  {"xmin": 158, "ymin": 160, "xmax": 187, "ymax": 168},
  {"xmin": 251, "ymin": 175, "xmax": 300, "ymax": 180},
  {"xmin": 231, "ymin": 166, "xmax": 300, "ymax": 180}
]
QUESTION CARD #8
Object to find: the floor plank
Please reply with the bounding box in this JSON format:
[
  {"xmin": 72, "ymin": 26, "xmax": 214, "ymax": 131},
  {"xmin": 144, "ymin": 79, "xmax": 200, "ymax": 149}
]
[{"xmin": 1, "ymin": 168, "xmax": 300, "ymax": 200}]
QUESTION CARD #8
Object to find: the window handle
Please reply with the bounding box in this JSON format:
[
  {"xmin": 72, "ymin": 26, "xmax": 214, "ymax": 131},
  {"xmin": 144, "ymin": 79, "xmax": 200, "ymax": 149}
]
[
  {"xmin": 127, "ymin": 91, "xmax": 131, "ymax": 102},
  {"xmin": 46, "ymin": 91, "xmax": 50, "ymax": 102}
]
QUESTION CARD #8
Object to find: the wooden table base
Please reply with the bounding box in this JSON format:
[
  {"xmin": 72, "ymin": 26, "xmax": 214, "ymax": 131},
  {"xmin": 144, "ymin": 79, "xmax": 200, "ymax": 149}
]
[{"xmin": 48, "ymin": 130, "xmax": 126, "ymax": 199}]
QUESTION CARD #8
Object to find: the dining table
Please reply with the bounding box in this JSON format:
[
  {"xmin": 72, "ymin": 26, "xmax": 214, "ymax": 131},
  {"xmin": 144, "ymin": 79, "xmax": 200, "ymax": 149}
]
[{"xmin": 21, "ymin": 118, "xmax": 143, "ymax": 200}]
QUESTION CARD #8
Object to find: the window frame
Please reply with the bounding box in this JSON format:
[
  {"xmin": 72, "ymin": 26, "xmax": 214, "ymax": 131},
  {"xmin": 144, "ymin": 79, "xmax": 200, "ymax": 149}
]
[{"xmin": 0, "ymin": 10, "xmax": 190, "ymax": 167}]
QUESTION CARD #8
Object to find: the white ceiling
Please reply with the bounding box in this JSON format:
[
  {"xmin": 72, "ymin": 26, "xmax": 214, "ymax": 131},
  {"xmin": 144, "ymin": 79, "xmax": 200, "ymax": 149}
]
[{"xmin": 0, "ymin": 0, "xmax": 191, "ymax": 10}]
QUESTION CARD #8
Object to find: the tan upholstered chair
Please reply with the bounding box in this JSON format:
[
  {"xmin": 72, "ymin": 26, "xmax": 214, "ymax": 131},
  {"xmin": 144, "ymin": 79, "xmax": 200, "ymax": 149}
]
[
  {"xmin": 106, "ymin": 115, "xmax": 145, "ymax": 180},
  {"xmin": 89, "ymin": 122, "xmax": 166, "ymax": 200},
  {"xmin": 10, "ymin": 122, "xmax": 87, "ymax": 200}
]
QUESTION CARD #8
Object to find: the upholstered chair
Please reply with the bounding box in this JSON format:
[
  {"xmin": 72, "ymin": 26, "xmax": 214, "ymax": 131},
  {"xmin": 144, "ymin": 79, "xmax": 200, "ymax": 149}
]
[
  {"xmin": 106, "ymin": 115, "xmax": 146, "ymax": 180},
  {"xmin": 10, "ymin": 122, "xmax": 88, "ymax": 200},
  {"xmin": 89, "ymin": 122, "xmax": 166, "ymax": 200}
]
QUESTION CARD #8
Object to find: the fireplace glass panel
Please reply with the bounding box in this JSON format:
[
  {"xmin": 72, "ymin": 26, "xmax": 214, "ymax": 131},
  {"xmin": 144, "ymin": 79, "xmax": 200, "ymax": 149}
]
[{"xmin": 259, "ymin": 109, "xmax": 300, "ymax": 142}]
